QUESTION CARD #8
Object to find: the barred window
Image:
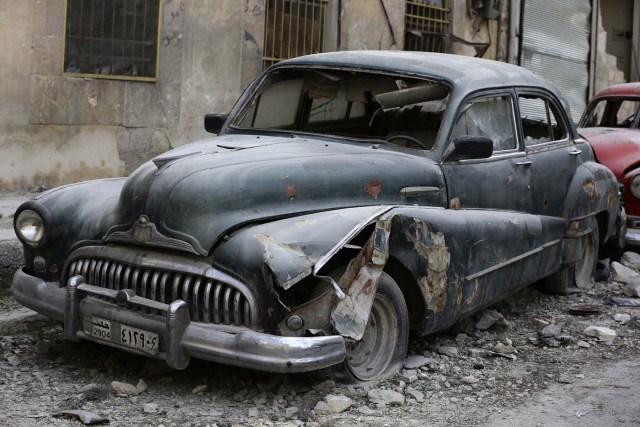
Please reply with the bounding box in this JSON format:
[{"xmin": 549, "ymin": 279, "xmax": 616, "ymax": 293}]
[
  {"xmin": 263, "ymin": 0, "xmax": 329, "ymax": 70},
  {"xmin": 63, "ymin": 0, "xmax": 162, "ymax": 81},
  {"xmin": 404, "ymin": 0, "xmax": 450, "ymax": 53}
]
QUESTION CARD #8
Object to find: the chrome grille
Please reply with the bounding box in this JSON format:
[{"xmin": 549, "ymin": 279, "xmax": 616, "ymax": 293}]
[{"xmin": 67, "ymin": 258, "xmax": 253, "ymax": 327}]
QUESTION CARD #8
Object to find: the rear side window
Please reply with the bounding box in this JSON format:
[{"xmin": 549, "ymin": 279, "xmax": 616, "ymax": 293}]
[
  {"xmin": 450, "ymin": 95, "xmax": 517, "ymax": 152},
  {"xmin": 518, "ymin": 94, "xmax": 567, "ymax": 146}
]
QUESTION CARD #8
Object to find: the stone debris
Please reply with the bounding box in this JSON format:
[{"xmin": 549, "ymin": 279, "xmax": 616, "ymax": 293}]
[
  {"xmin": 622, "ymin": 282, "xmax": 640, "ymax": 297},
  {"xmin": 111, "ymin": 379, "xmax": 148, "ymax": 397},
  {"xmin": 494, "ymin": 343, "xmax": 516, "ymax": 354},
  {"xmin": 583, "ymin": 326, "xmax": 616, "ymax": 342},
  {"xmin": 400, "ymin": 369, "xmax": 418, "ymax": 383},
  {"xmin": 285, "ymin": 406, "xmax": 299, "ymax": 418},
  {"xmin": 192, "ymin": 384, "xmax": 207, "ymax": 394},
  {"xmin": 621, "ymin": 251, "xmax": 640, "ymax": 270},
  {"xmin": 613, "ymin": 313, "xmax": 631, "ymax": 324},
  {"xmin": 540, "ymin": 324, "xmax": 562, "ymax": 338},
  {"xmin": 405, "ymin": 386, "xmax": 425, "ymax": 403},
  {"xmin": 314, "ymin": 394, "xmax": 353, "ymax": 414},
  {"xmin": 367, "ymin": 388, "xmax": 405, "ymax": 406},
  {"xmin": 475, "ymin": 309, "xmax": 510, "ymax": 331},
  {"xmin": 436, "ymin": 346, "xmax": 458, "ymax": 358},
  {"xmin": 403, "ymin": 355, "xmax": 433, "ymax": 369},
  {"xmin": 143, "ymin": 403, "xmax": 159, "ymax": 414},
  {"xmin": 610, "ymin": 262, "xmax": 640, "ymax": 284}
]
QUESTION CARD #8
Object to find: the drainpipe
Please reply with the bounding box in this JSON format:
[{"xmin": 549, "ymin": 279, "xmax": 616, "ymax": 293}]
[{"xmin": 507, "ymin": 0, "xmax": 521, "ymax": 64}]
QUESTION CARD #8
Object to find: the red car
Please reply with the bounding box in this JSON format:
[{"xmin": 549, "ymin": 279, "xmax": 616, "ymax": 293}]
[{"xmin": 579, "ymin": 83, "xmax": 640, "ymax": 246}]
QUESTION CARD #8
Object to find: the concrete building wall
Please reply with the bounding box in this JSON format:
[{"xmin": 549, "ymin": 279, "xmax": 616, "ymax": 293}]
[
  {"xmin": 0, "ymin": 0, "xmax": 262, "ymax": 191},
  {"xmin": 1, "ymin": 0, "xmax": 503, "ymax": 192}
]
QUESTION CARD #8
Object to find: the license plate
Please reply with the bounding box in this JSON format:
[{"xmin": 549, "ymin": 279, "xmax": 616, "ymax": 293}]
[{"xmin": 84, "ymin": 316, "xmax": 159, "ymax": 356}]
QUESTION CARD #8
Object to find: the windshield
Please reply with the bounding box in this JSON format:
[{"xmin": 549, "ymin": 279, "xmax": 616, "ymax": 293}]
[
  {"xmin": 232, "ymin": 69, "xmax": 450, "ymax": 150},
  {"xmin": 580, "ymin": 96, "xmax": 640, "ymax": 129}
]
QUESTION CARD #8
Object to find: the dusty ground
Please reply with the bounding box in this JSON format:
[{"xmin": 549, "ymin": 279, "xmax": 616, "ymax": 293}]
[{"xmin": 1, "ymin": 255, "xmax": 640, "ymax": 427}]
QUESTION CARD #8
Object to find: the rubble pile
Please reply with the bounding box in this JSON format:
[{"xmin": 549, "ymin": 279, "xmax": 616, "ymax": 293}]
[{"xmin": 1, "ymin": 253, "xmax": 639, "ymax": 426}]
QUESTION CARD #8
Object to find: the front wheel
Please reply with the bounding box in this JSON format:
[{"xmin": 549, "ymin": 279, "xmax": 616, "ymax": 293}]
[{"xmin": 307, "ymin": 272, "xmax": 409, "ymax": 383}]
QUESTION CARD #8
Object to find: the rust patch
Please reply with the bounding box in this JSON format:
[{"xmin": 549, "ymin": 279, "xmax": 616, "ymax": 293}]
[
  {"xmin": 450, "ymin": 197, "xmax": 460, "ymax": 210},
  {"xmin": 465, "ymin": 276, "xmax": 483, "ymax": 307},
  {"xmin": 408, "ymin": 219, "xmax": 450, "ymax": 313},
  {"xmin": 286, "ymin": 184, "xmax": 297, "ymax": 198},
  {"xmin": 608, "ymin": 186, "xmax": 617, "ymax": 208},
  {"xmin": 582, "ymin": 178, "xmax": 596, "ymax": 199},
  {"xmin": 364, "ymin": 180, "xmax": 382, "ymax": 198}
]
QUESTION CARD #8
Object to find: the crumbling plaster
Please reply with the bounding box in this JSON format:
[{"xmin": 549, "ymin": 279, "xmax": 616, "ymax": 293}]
[{"xmin": 0, "ymin": 0, "xmax": 262, "ymax": 191}]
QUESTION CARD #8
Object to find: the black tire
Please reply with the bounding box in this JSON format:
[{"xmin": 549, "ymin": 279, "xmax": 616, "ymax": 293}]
[
  {"xmin": 341, "ymin": 272, "xmax": 409, "ymax": 382},
  {"xmin": 539, "ymin": 218, "xmax": 599, "ymax": 295},
  {"xmin": 306, "ymin": 272, "xmax": 409, "ymax": 383}
]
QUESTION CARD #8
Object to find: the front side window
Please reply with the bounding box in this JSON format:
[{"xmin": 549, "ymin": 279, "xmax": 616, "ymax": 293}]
[
  {"xmin": 63, "ymin": 0, "xmax": 161, "ymax": 81},
  {"xmin": 518, "ymin": 94, "xmax": 568, "ymax": 146},
  {"xmin": 580, "ymin": 97, "xmax": 640, "ymax": 129},
  {"xmin": 450, "ymin": 95, "xmax": 517, "ymax": 152}
]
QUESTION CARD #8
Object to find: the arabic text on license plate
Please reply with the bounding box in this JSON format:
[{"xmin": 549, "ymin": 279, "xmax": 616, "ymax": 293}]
[
  {"xmin": 119, "ymin": 325, "xmax": 159, "ymax": 355},
  {"xmin": 85, "ymin": 316, "xmax": 159, "ymax": 355}
]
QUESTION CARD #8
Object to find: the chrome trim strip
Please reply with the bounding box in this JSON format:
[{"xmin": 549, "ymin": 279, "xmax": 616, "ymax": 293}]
[{"xmin": 465, "ymin": 239, "xmax": 562, "ymax": 282}]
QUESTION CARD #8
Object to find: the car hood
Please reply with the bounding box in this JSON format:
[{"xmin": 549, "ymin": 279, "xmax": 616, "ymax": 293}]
[
  {"xmin": 107, "ymin": 134, "xmax": 446, "ymax": 255},
  {"xmin": 579, "ymin": 127, "xmax": 640, "ymax": 179}
]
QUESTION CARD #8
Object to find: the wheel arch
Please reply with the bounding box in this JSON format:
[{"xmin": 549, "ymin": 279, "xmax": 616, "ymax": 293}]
[{"xmin": 384, "ymin": 255, "xmax": 426, "ymax": 331}]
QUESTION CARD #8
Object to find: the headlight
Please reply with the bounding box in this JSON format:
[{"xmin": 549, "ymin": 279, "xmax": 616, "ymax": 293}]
[
  {"xmin": 631, "ymin": 175, "xmax": 640, "ymax": 199},
  {"xmin": 15, "ymin": 209, "xmax": 45, "ymax": 243}
]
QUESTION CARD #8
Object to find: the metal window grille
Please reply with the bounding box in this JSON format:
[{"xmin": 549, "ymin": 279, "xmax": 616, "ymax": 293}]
[
  {"xmin": 404, "ymin": 0, "xmax": 450, "ymax": 53},
  {"xmin": 263, "ymin": 0, "xmax": 329, "ymax": 70},
  {"xmin": 63, "ymin": 0, "xmax": 162, "ymax": 81}
]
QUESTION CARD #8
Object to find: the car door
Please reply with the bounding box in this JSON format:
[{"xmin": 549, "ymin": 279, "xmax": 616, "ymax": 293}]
[
  {"xmin": 516, "ymin": 90, "xmax": 578, "ymax": 218},
  {"xmin": 441, "ymin": 91, "xmax": 531, "ymax": 213}
]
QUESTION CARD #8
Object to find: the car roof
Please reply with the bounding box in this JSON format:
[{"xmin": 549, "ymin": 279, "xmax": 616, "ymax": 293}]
[
  {"xmin": 274, "ymin": 50, "xmax": 561, "ymax": 97},
  {"xmin": 593, "ymin": 82, "xmax": 640, "ymax": 98}
]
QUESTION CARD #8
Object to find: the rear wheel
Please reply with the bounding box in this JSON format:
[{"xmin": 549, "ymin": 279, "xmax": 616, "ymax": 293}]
[{"xmin": 539, "ymin": 218, "xmax": 599, "ymax": 295}]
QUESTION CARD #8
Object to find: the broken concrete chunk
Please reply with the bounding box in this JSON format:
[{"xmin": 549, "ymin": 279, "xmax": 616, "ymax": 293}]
[
  {"xmin": 622, "ymin": 281, "xmax": 640, "ymax": 297},
  {"xmin": 367, "ymin": 388, "xmax": 405, "ymax": 406},
  {"xmin": 610, "ymin": 262, "xmax": 640, "ymax": 284},
  {"xmin": 110, "ymin": 379, "xmax": 147, "ymax": 397},
  {"xmin": 613, "ymin": 313, "xmax": 631, "ymax": 324},
  {"xmin": 583, "ymin": 326, "xmax": 616, "ymax": 341},
  {"xmin": 142, "ymin": 403, "xmax": 159, "ymax": 414},
  {"xmin": 403, "ymin": 355, "xmax": 434, "ymax": 369},
  {"xmin": 540, "ymin": 324, "xmax": 562, "ymax": 338},
  {"xmin": 192, "ymin": 384, "xmax": 207, "ymax": 394},
  {"xmin": 475, "ymin": 309, "xmax": 510, "ymax": 331},
  {"xmin": 621, "ymin": 251, "xmax": 640, "ymax": 270},
  {"xmin": 436, "ymin": 346, "xmax": 458, "ymax": 358},
  {"xmin": 494, "ymin": 343, "xmax": 516, "ymax": 354},
  {"xmin": 314, "ymin": 394, "xmax": 353, "ymax": 414}
]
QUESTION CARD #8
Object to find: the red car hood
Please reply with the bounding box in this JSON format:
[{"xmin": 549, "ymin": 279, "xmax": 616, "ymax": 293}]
[{"xmin": 579, "ymin": 127, "xmax": 640, "ymax": 179}]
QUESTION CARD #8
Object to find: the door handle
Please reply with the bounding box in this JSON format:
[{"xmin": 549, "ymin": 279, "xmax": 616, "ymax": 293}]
[
  {"xmin": 516, "ymin": 161, "xmax": 532, "ymax": 166},
  {"xmin": 568, "ymin": 149, "xmax": 582, "ymax": 155}
]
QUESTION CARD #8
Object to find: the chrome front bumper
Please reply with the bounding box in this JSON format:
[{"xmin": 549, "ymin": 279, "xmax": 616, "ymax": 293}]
[
  {"xmin": 11, "ymin": 269, "xmax": 346, "ymax": 373},
  {"xmin": 626, "ymin": 215, "xmax": 640, "ymax": 246}
]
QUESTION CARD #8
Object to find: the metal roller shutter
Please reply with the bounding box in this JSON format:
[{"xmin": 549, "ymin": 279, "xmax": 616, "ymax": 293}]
[{"xmin": 520, "ymin": 0, "xmax": 591, "ymax": 122}]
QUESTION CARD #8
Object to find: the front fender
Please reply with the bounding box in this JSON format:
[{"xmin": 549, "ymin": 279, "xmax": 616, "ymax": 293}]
[{"xmin": 16, "ymin": 178, "xmax": 126, "ymax": 281}]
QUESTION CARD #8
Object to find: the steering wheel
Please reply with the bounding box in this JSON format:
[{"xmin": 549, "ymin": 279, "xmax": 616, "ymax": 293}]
[{"xmin": 386, "ymin": 134, "xmax": 430, "ymax": 150}]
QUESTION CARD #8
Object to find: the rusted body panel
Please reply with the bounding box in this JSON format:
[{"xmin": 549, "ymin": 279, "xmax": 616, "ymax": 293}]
[{"xmin": 12, "ymin": 51, "xmax": 622, "ymax": 377}]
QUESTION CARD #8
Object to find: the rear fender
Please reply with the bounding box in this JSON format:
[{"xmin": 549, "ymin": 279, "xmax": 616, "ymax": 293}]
[{"xmin": 563, "ymin": 161, "xmax": 619, "ymax": 245}]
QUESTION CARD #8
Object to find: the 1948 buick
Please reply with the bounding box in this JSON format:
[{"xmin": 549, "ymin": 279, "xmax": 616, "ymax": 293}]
[{"xmin": 12, "ymin": 51, "xmax": 624, "ymax": 382}]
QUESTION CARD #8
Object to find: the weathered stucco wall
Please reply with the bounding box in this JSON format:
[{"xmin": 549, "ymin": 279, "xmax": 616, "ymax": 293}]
[
  {"xmin": 340, "ymin": 0, "xmax": 404, "ymax": 51},
  {"xmin": 0, "ymin": 0, "xmax": 264, "ymax": 191}
]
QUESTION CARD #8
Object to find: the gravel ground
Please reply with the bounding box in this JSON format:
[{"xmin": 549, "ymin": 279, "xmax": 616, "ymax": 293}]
[{"xmin": 2, "ymin": 254, "xmax": 640, "ymax": 426}]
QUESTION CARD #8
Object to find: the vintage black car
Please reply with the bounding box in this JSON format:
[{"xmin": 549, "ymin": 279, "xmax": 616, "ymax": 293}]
[{"xmin": 12, "ymin": 51, "xmax": 623, "ymax": 382}]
